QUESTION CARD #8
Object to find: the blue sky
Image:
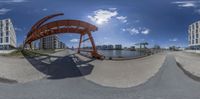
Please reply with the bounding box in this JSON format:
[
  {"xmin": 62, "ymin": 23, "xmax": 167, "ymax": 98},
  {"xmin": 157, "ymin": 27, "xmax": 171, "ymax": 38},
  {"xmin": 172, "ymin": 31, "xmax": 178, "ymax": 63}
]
[{"xmin": 0, "ymin": 0, "xmax": 199, "ymax": 48}]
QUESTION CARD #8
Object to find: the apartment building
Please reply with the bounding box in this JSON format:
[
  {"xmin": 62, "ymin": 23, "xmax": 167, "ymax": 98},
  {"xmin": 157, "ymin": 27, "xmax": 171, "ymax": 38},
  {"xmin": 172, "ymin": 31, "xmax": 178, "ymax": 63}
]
[
  {"xmin": 188, "ymin": 21, "xmax": 200, "ymax": 50},
  {"xmin": 39, "ymin": 35, "xmax": 58, "ymax": 49},
  {"xmin": 0, "ymin": 19, "xmax": 16, "ymax": 50},
  {"xmin": 39, "ymin": 35, "xmax": 66, "ymax": 49}
]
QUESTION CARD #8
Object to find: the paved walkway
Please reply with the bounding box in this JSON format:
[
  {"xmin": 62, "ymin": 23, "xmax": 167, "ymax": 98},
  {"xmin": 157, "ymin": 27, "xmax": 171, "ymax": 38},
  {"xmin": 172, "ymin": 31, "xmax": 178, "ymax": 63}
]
[
  {"xmin": 0, "ymin": 56, "xmax": 45, "ymax": 83},
  {"xmin": 174, "ymin": 51, "xmax": 200, "ymax": 78},
  {"xmin": 0, "ymin": 53, "xmax": 199, "ymax": 98},
  {"xmin": 80, "ymin": 53, "xmax": 166, "ymax": 88},
  {"xmin": 0, "ymin": 49, "xmax": 75, "ymax": 83}
]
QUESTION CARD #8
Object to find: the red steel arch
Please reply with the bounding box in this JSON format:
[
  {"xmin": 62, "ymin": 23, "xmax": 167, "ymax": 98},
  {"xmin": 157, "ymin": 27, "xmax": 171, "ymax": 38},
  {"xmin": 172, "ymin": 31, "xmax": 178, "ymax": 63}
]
[{"xmin": 24, "ymin": 13, "xmax": 102, "ymax": 59}]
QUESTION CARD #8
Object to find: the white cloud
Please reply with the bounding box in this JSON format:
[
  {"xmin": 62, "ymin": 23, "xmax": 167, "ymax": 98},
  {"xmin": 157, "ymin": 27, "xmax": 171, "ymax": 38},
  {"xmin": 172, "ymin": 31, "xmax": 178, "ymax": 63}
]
[
  {"xmin": 116, "ymin": 16, "xmax": 127, "ymax": 23},
  {"xmin": 169, "ymin": 38, "xmax": 178, "ymax": 42},
  {"xmin": 172, "ymin": 1, "xmax": 200, "ymax": 14},
  {"xmin": 15, "ymin": 27, "xmax": 22, "ymax": 31},
  {"xmin": 42, "ymin": 8, "xmax": 48, "ymax": 11},
  {"xmin": 141, "ymin": 28, "xmax": 150, "ymax": 35},
  {"xmin": 0, "ymin": 8, "xmax": 11, "ymax": 15},
  {"xmin": 123, "ymin": 27, "xmax": 150, "ymax": 35},
  {"xmin": 123, "ymin": 28, "xmax": 139, "ymax": 35},
  {"xmin": 122, "ymin": 28, "xmax": 126, "ymax": 32},
  {"xmin": 70, "ymin": 38, "xmax": 79, "ymax": 43},
  {"xmin": 109, "ymin": 8, "xmax": 117, "ymax": 11},
  {"xmin": 88, "ymin": 9, "xmax": 118, "ymax": 25},
  {"xmin": 0, "ymin": 0, "xmax": 26, "ymax": 3},
  {"xmin": 172, "ymin": 1, "xmax": 197, "ymax": 8}
]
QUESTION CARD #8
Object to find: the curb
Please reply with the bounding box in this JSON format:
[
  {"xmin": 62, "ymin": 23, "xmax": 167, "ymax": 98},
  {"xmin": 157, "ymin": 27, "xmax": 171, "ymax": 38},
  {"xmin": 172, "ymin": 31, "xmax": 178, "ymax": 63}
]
[
  {"xmin": 104, "ymin": 55, "xmax": 149, "ymax": 61},
  {"xmin": 0, "ymin": 77, "xmax": 17, "ymax": 84},
  {"xmin": 176, "ymin": 62, "xmax": 200, "ymax": 82}
]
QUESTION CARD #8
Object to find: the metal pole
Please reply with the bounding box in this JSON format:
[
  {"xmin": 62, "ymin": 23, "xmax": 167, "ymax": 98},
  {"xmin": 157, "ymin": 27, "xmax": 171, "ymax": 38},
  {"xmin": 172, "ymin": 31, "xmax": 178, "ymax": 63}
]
[{"xmin": 78, "ymin": 34, "xmax": 83, "ymax": 53}]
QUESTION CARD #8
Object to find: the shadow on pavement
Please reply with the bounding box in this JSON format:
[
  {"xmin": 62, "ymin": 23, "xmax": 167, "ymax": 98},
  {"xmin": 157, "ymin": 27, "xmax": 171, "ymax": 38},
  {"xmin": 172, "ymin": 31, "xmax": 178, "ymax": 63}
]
[{"xmin": 22, "ymin": 51, "xmax": 95, "ymax": 80}]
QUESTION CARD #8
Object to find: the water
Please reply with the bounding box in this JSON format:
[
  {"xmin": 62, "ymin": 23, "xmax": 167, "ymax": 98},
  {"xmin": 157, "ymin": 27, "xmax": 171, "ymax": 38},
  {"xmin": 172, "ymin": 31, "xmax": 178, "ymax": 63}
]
[{"xmin": 98, "ymin": 50, "xmax": 144, "ymax": 58}]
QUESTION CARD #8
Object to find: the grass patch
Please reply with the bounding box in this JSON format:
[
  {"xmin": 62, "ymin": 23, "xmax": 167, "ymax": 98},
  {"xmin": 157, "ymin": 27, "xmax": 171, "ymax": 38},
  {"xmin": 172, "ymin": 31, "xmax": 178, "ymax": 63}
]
[
  {"xmin": 0, "ymin": 49, "xmax": 56, "ymax": 58},
  {"xmin": 22, "ymin": 50, "xmax": 50, "ymax": 57},
  {"xmin": 32, "ymin": 49, "xmax": 55, "ymax": 54},
  {"xmin": 0, "ymin": 50, "xmax": 23, "ymax": 57}
]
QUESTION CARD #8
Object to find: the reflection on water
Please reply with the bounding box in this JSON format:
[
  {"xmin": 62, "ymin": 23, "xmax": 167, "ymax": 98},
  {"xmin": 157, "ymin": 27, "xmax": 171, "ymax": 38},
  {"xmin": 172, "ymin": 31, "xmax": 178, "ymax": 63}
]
[{"xmin": 98, "ymin": 50, "xmax": 144, "ymax": 58}]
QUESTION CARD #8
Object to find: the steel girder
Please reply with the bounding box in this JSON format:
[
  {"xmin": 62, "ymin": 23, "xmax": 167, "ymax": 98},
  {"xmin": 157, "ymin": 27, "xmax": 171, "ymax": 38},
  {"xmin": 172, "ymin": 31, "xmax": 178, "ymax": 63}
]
[{"xmin": 24, "ymin": 13, "xmax": 102, "ymax": 59}]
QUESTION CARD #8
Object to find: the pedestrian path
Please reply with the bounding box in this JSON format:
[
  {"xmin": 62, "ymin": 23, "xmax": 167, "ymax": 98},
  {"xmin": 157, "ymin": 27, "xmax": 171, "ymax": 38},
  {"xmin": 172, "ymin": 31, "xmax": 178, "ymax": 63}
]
[
  {"xmin": 81, "ymin": 53, "xmax": 166, "ymax": 88},
  {"xmin": 0, "ymin": 53, "xmax": 200, "ymax": 99}
]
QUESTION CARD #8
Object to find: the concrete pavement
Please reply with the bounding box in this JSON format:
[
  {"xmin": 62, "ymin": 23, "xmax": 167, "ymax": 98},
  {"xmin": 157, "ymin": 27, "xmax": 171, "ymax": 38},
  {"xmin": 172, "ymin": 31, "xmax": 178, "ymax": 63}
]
[
  {"xmin": 174, "ymin": 51, "xmax": 200, "ymax": 80},
  {"xmin": 0, "ymin": 55, "xmax": 45, "ymax": 83},
  {"xmin": 80, "ymin": 53, "xmax": 166, "ymax": 88},
  {"xmin": 0, "ymin": 49, "xmax": 76, "ymax": 83},
  {"xmin": 0, "ymin": 54, "xmax": 199, "ymax": 99}
]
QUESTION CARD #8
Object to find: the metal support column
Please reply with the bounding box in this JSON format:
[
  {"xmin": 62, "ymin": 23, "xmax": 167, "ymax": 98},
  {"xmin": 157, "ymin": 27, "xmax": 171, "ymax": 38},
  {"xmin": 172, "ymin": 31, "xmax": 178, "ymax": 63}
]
[{"xmin": 78, "ymin": 34, "xmax": 83, "ymax": 53}]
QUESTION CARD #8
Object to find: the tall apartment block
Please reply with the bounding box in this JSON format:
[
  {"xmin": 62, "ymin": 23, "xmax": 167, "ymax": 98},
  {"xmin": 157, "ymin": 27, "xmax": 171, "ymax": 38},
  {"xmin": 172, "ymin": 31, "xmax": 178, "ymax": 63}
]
[
  {"xmin": 188, "ymin": 21, "xmax": 200, "ymax": 50},
  {"xmin": 58, "ymin": 41, "xmax": 66, "ymax": 49},
  {"xmin": 39, "ymin": 35, "xmax": 66, "ymax": 49},
  {"xmin": 0, "ymin": 19, "xmax": 16, "ymax": 50},
  {"xmin": 39, "ymin": 35, "xmax": 58, "ymax": 49}
]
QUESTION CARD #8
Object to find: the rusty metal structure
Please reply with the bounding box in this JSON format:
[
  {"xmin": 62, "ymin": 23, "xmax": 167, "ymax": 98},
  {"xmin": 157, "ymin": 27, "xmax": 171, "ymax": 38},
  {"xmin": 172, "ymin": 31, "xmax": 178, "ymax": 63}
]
[{"xmin": 24, "ymin": 13, "xmax": 102, "ymax": 59}]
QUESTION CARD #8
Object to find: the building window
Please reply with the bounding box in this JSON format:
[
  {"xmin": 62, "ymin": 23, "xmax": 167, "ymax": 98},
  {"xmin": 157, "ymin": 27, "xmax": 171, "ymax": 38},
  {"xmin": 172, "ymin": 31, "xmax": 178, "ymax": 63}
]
[
  {"xmin": 6, "ymin": 20, "xmax": 9, "ymax": 26},
  {"xmin": 193, "ymin": 24, "xmax": 195, "ymax": 29},
  {"xmin": 0, "ymin": 38, "xmax": 2, "ymax": 43},
  {"xmin": 196, "ymin": 34, "xmax": 199, "ymax": 38},
  {"xmin": 192, "ymin": 34, "xmax": 195, "ymax": 39},
  {"xmin": 196, "ymin": 23, "xmax": 199, "ymax": 28},
  {"xmin": 5, "ymin": 37, "xmax": 9, "ymax": 43},
  {"xmin": 6, "ymin": 32, "xmax": 9, "ymax": 36},
  {"xmin": 196, "ymin": 39, "xmax": 199, "ymax": 44},
  {"xmin": 6, "ymin": 26, "xmax": 9, "ymax": 31}
]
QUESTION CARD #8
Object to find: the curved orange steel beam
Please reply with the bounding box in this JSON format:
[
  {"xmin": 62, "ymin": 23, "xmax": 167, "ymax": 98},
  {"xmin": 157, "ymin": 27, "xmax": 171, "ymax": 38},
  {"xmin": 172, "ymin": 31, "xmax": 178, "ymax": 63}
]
[
  {"xmin": 27, "ymin": 13, "xmax": 64, "ymax": 37},
  {"xmin": 25, "ymin": 20, "xmax": 97, "ymax": 44},
  {"xmin": 26, "ymin": 28, "xmax": 86, "ymax": 44},
  {"xmin": 24, "ymin": 13, "xmax": 102, "ymax": 59},
  {"xmin": 31, "ymin": 13, "xmax": 64, "ymax": 30}
]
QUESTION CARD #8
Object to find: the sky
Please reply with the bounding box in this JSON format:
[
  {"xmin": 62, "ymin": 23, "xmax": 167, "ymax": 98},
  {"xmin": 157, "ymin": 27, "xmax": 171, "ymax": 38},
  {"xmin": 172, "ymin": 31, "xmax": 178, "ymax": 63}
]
[{"xmin": 0, "ymin": 0, "xmax": 200, "ymax": 48}]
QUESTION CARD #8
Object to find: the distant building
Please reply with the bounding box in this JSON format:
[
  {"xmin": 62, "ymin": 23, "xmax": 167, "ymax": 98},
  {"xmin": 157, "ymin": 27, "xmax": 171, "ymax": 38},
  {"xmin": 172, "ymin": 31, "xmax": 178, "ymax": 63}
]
[
  {"xmin": 0, "ymin": 19, "xmax": 16, "ymax": 50},
  {"xmin": 58, "ymin": 41, "xmax": 66, "ymax": 49},
  {"xmin": 39, "ymin": 35, "xmax": 58, "ymax": 49},
  {"xmin": 99, "ymin": 45, "xmax": 114, "ymax": 50},
  {"xmin": 96, "ymin": 45, "xmax": 102, "ymax": 50},
  {"xmin": 107, "ymin": 45, "xmax": 114, "ymax": 50},
  {"xmin": 102, "ymin": 45, "xmax": 107, "ymax": 50},
  {"xmin": 39, "ymin": 35, "xmax": 66, "ymax": 50},
  {"xmin": 129, "ymin": 46, "xmax": 136, "ymax": 51},
  {"xmin": 188, "ymin": 21, "xmax": 200, "ymax": 50},
  {"xmin": 115, "ymin": 44, "xmax": 122, "ymax": 50},
  {"xmin": 96, "ymin": 45, "xmax": 123, "ymax": 50},
  {"xmin": 31, "ymin": 42, "xmax": 37, "ymax": 50}
]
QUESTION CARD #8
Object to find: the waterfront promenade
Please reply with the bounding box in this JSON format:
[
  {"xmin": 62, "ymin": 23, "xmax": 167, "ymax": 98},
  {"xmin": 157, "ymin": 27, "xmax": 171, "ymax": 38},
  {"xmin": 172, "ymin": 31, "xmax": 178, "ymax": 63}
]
[
  {"xmin": 0, "ymin": 49, "xmax": 165, "ymax": 87},
  {"xmin": 0, "ymin": 50, "xmax": 200, "ymax": 98},
  {"xmin": 0, "ymin": 52, "xmax": 199, "ymax": 98},
  {"xmin": 77, "ymin": 52, "xmax": 166, "ymax": 88},
  {"xmin": 174, "ymin": 51, "xmax": 200, "ymax": 80},
  {"xmin": 0, "ymin": 55, "xmax": 45, "ymax": 83}
]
